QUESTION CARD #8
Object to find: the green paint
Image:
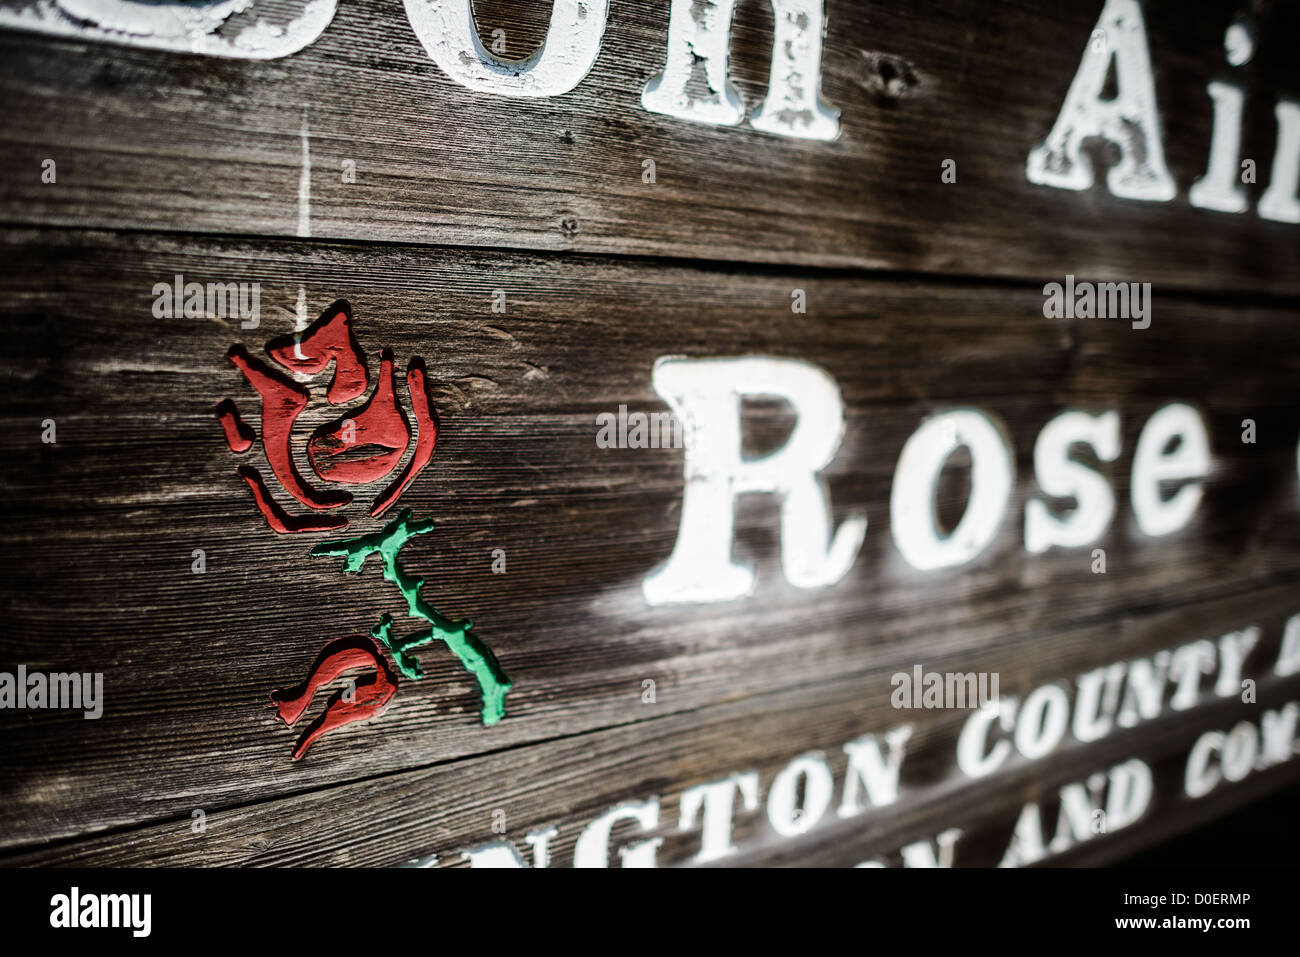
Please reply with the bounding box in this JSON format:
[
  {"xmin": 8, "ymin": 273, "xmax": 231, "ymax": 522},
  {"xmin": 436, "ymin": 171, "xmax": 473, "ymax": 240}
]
[{"xmin": 311, "ymin": 509, "xmax": 512, "ymax": 725}]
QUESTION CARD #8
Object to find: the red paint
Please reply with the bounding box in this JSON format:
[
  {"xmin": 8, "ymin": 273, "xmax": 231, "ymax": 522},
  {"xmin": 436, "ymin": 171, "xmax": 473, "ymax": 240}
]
[
  {"xmin": 238, "ymin": 465, "xmax": 349, "ymax": 533},
  {"xmin": 222, "ymin": 302, "xmax": 446, "ymax": 535},
  {"xmin": 371, "ymin": 358, "xmax": 440, "ymax": 518},
  {"xmin": 267, "ymin": 301, "xmax": 369, "ymax": 404},
  {"xmin": 215, "ymin": 398, "xmax": 255, "ymax": 453},
  {"xmin": 228, "ymin": 344, "xmax": 351, "ymax": 510},
  {"xmin": 270, "ymin": 635, "xmax": 398, "ymax": 761},
  {"xmin": 308, "ymin": 349, "xmax": 411, "ymax": 485}
]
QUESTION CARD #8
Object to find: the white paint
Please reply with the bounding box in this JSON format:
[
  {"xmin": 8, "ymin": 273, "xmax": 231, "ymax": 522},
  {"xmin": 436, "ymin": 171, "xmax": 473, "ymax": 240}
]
[
  {"xmin": 766, "ymin": 752, "xmax": 834, "ymax": 836},
  {"xmin": 1048, "ymin": 775, "xmax": 1106, "ymax": 855},
  {"xmin": 459, "ymin": 841, "xmax": 529, "ymax": 867},
  {"xmin": 1220, "ymin": 721, "xmax": 1258, "ymax": 782},
  {"xmin": 1192, "ymin": 20, "xmax": 1254, "ymax": 214},
  {"xmin": 458, "ymin": 828, "xmax": 556, "ymax": 867},
  {"xmin": 890, "ymin": 409, "xmax": 1013, "ymax": 571},
  {"xmin": 1103, "ymin": 758, "xmax": 1153, "ymax": 830},
  {"xmin": 1276, "ymin": 614, "xmax": 1300, "ymax": 677},
  {"xmin": 1186, "ymin": 728, "xmax": 1226, "ymax": 796},
  {"xmin": 956, "ymin": 701, "xmax": 1012, "ymax": 779},
  {"xmin": 1072, "ymin": 662, "xmax": 1125, "ymax": 741},
  {"xmin": 999, "ymin": 800, "xmax": 1048, "ymax": 867},
  {"xmin": 1026, "ymin": 0, "xmax": 1176, "ymax": 201},
  {"xmin": 1186, "ymin": 707, "xmax": 1300, "ymax": 798},
  {"xmin": 678, "ymin": 771, "xmax": 760, "ymax": 863},
  {"xmin": 644, "ymin": 0, "xmax": 837, "ymax": 139},
  {"xmin": 1169, "ymin": 639, "xmax": 1216, "ymax": 710},
  {"xmin": 403, "ymin": 0, "xmax": 609, "ymax": 97},
  {"xmin": 1214, "ymin": 627, "xmax": 1259, "ymax": 698},
  {"xmin": 1261, "ymin": 703, "xmax": 1298, "ymax": 766},
  {"xmin": 1189, "ymin": 82, "xmax": 1249, "ymax": 214},
  {"xmin": 56, "ymin": 0, "xmax": 248, "ymax": 34},
  {"xmin": 0, "ymin": 0, "xmax": 336, "ymax": 59},
  {"xmin": 445, "ymin": 628, "xmax": 1297, "ymax": 866},
  {"xmin": 1013, "ymin": 683, "xmax": 1070, "ymax": 760},
  {"xmin": 298, "ymin": 108, "xmax": 312, "ymax": 239},
  {"xmin": 899, "ymin": 828, "xmax": 962, "ymax": 868},
  {"xmin": 573, "ymin": 798, "xmax": 662, "ymax": 867},
  {"xmin": 1130, "ymin": 402, "xmax": 1210, "ymax": 537},
  {"xmin": 749, "ymin": 0, "xmax": 840, "ymax": 141},
  {"xmin": 1258, "ymin": 101, "xmax": 1300, "ymax": 224},
  {"xmin": 1115, "ymin": 652, "xmax": 1168, "ymax": 728},
  {"xmin": 524, "ymin": 827, "xmax": 558, "ymax": 868},
  {"xmin": 642, "ymin": 356, "xmax": 866, "ymax": 605},
  {"xmin": 1001, "ymin": 759, "xmax": 1152, "ymax": 867},
  {"xmin": 642, "ymin": 0, "xmax": 744, "ymax": 127},
  {"xmin": 1025, "ymin": 409, "xmax": 1120, "ymax": 553},
  {"xmin": 1224, "ymin": 21, "xmax": 1254, "ymax": 67},
  {"xmin": 294, "ymin": 286, "xmax": 309, "ymax": 337},
  {"xmin": 837, "ymin": 725, "xmax": 912, "ymax": 815},
  {"xmin": 958, "ymin": 632, "xmax": 1281, "ymax": 787}
]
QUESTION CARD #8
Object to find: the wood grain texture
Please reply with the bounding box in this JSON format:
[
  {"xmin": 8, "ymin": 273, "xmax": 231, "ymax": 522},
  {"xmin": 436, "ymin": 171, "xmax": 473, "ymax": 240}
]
[
  {"xmin": 1, "ymin": 229, "xmax": 1298, "ymax": 862},
  {"xmin": 5, "ymin": 586, "xmax": 1298, "ymax": 867},
  {"xmin": 0, "ymin": 0, "xmax": 1298, "ymax": 293}
]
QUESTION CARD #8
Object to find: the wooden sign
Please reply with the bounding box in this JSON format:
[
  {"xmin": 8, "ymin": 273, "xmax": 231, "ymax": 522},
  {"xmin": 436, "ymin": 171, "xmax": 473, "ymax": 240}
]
[{"xmin": 1, "ymin": 0, "xmax": 1298, "ymax": 871}]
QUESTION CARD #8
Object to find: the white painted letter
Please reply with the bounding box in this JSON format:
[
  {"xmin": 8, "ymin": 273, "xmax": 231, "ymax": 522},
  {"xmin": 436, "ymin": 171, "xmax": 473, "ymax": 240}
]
[
  {"xmin": 900, "ymin": 828, "xmax": 963, "ymax": 868},
  {"xmin": 1014, "ymin": 684, "xmax": 1070, "ymax": 760},
  {"xmin": 1215, "ymin": 627, "xmax": 1260, "ymax": 698},
  {"xmin": 642, "ymin": 0, "xmax": 744, "ymax": 127},
  {"xmin": 839, "ymin": 725, "xmax": 912, "ymax": 814},
  {"xmin": 1105, "ymin": 758, "xmax": 1153, "ymax": 830},
  {"xmin": 1190, "ymin": 82, "xmax": 1249, "ymax": 213},
  {"xmin": 644, "ymin": 0, "xmax": 838, "ymax": 139},
  {"xmin": 1131, "ymin": 403, "xmax": 1210, "ymax": 537},
  {"xmin": 1259, "ymin": 101, "xmax": 1300, "ymax": 223},
  {"xmin": 767, "ymin": 752, "xmax": 835, "ymax": 836},
  {"xmin": 678, "ymin": 771, "xmax": 760, "ymax": 863},
  {"xmin": 891, "ymin": 409, "xmax": 1014, "ymax": 571},
  {"xmin": 956, "ymin": 700, "xmax": 1012, "ymax": 778},
  {"xmin": 1025, "ymin": 409, "xmax": 1120, "ymax": 553},
  {"xmin": 643, "ymin": 356, "xmax": 866, "ymax": 604},
  {"xmin": 1276, "ymin": 614, "xmax": 1300, "ymax": 677},
  {"xmin": 574, "ymin": 799, "xmax": 663, "ymax": 867},
  {"xmin": 1026, "ymin": 0, "xmax": 1176, "ymax": 201},
  {"xmin": 750, "ymin": 0, "xmax": 840, "ymax": 140},
  {"xmin": 404, "ymin": 0, "xmax": 608, "ymax": 97},
  {"xmin": 1184, "ymin": 730, "xmax": 1223, "ymax": 798},
  {"xmin": 0, "ymin": 0, "xmax": 336, "ymax": 58}
]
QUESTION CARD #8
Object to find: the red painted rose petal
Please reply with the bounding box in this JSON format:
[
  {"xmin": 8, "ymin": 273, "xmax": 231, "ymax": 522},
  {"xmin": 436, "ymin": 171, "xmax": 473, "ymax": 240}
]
[
  {"xmin": 229, "ymin": 344, "xmax": 351, "ymax": 510},
  {"xmin": 238, "ymin": 465, "xmax": 349, "ymax": 534},
  {"xmin": 266, "ymin": 300, "xmax": 368, "ymax": 405},
  {"xmin": 214, "ymin": 398, "xmax": 255, "ymax": 453},
  {"xmin": 371, "ymin": 358, "xmax": 439, "ymax": 518},
  {"xmin": 307, "ymin": 349, "xmax": 411, "ymax": 485},
  {"xmin": 269, "ymin": 635, "xmax": 398, "ymax": 761}
]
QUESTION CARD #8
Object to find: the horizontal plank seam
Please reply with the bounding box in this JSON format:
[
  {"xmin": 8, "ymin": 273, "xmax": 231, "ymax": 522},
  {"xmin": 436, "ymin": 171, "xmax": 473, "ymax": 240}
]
[
  {"xmin": 4, "ymin": 569, "xmax": 1298, "ymax": 859},
  {"xmin": 4, "ymin": 221, "xmax": 1300, "ymax": 308}
]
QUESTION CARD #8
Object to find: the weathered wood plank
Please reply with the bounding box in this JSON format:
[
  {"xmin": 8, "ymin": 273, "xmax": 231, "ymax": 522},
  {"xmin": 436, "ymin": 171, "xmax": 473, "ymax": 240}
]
[
  {"xmin": 5, "ymin": 584, "xmax": 1298, "ymax": 867},
  {"xmin": 1, "ymin": 229, "xmax": 1298, "ymax": 858},
  {"xmin": 0, "ymin": 0, "xmax": 1297, "ymax": 292}
]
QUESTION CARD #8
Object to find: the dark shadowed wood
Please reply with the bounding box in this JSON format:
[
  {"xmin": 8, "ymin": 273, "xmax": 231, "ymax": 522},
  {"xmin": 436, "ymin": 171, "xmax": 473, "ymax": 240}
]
[
  {"xmin": 0, "ymin": 0, "xmax": 1297, "ymax": 293},
  {"xmin": 1, "ymin": 229, "xmax": 1298, "ymax": 862},
  {"xmin": 5, "ymin": 585, "xmax": 1298, "ymax": 867}
]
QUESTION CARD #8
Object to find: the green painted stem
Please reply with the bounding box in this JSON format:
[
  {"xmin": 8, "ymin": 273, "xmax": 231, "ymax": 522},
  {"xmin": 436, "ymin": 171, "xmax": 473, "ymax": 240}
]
[{"xmin": 310, "ymin": 509, "xmax": 512, "ymax": 725}]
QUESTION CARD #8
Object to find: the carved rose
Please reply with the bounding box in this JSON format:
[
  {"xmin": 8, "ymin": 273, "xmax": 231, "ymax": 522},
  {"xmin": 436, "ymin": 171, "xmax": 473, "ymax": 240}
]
[{"xmin": 216, "ymin": 299, "xmax": 439, "ymax": 533}]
